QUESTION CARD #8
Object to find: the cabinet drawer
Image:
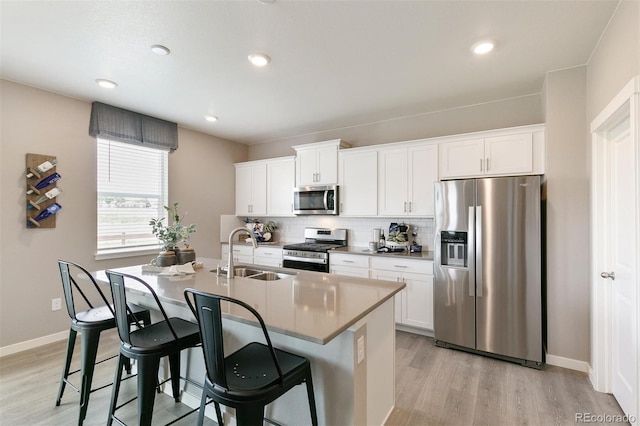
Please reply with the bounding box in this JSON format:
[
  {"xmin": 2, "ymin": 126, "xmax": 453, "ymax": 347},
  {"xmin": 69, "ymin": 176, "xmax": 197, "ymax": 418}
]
[
  {"xmin": 254, "ymin": 247, "xmax": 283, "ymax": 258},
  {"xmin": 330, "ymin": 253, "xmax": 370, "ymax": 268},
  {"xmin": 370, "ymin": 257, "xmax": 432, "ymax": 274},
  {"xmin": 231, "ymin": 245, "xmax": 254, "ymax": 256}
]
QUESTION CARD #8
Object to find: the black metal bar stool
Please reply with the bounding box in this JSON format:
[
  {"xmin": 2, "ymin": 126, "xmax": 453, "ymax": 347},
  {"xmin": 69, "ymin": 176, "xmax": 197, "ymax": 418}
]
[
  {"xmin": 105, "ymin": 271, "xmax": 201, "ymax": 426},
  {"xmin": 55, "ymin": 260, "xmax": 151, "ymax": 426},
  {"xmin": 184, "ymin": 288, "xmax": 318, "ymax": 426}
]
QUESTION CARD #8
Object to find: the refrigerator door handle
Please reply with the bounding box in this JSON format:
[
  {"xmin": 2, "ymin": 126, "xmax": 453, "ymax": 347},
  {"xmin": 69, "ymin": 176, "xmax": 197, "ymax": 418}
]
[
  {"xmin": 468, "ymin": 206, "xmax": 475, "ymax": 297},
  {"xmin": 476, "ymin": 206, "xmax": 483, "ymax": 298}
]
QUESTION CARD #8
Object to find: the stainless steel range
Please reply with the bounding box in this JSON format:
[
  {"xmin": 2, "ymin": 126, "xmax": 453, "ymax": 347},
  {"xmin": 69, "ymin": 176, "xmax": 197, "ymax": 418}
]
[{"xmin": 282, "ymin": 227, "xmax": 347, "ymax": 273}]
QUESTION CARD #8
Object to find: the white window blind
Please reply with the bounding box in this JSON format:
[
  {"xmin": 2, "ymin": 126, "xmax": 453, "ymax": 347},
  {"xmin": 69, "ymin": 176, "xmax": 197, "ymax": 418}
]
[{"xmin": 97, "ymin": 138, "xmax": 168, "ymax": 252}]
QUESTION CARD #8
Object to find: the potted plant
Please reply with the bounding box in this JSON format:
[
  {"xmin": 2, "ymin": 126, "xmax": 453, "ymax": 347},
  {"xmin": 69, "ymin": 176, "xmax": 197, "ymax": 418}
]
[{"xmin": 150, "ymin": 203, "xmax": 197, "ymax": 265}]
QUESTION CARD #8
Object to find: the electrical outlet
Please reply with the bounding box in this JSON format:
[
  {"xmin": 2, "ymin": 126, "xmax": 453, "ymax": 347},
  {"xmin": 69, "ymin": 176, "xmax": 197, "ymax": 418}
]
[
  {"xmin": 357, "ymin": 335, "xmax": 365, "ymax": 364},
  {"xmin": 51, "ymin": 298, "xmax": 61, "ymax": 311}
]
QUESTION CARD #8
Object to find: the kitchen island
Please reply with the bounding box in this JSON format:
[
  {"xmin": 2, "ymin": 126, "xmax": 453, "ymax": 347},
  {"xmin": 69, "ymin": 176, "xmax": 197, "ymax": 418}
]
[{"xmin": 94, "ymin": 258, "xmax": 404, "ymax": 425}]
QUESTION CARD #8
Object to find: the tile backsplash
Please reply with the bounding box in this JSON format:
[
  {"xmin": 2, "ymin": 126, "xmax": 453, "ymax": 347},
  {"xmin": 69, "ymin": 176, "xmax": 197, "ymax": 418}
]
[{"xmin": 243, "ymin": 216, "xmax": 434, "ymax": 251}]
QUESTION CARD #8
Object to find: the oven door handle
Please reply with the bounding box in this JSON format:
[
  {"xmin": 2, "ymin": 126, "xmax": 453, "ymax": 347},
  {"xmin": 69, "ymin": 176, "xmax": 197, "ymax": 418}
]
[{"xmin": 282, "ymin": 255, "xmax": 327, "ymax": 264}]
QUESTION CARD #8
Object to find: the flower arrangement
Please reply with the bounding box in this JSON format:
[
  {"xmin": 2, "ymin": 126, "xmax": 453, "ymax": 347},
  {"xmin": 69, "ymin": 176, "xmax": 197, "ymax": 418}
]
[{"xmin": 150, "ymin": 203, "xmax": 197, "ymax": 251}]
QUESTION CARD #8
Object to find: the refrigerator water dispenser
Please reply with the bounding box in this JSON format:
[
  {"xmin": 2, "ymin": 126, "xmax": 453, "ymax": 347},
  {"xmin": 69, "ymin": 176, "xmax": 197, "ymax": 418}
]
[{"xmin": 440, "ymin": 231, "xmax": 467, "ymax": 267}]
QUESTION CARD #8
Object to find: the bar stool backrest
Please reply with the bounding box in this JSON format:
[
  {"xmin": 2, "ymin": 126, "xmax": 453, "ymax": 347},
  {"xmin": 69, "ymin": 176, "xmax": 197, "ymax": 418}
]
[
  {"xmin": 58, "ymin": 260, "xmax": 113, "ymax": 321},
  {"xmin": 184, "ymin": 288, "xmax": 284, "ymax": 391},
  {"xmin": 106, "ymin": 271, "xmax": 179, "ymax": 347}
]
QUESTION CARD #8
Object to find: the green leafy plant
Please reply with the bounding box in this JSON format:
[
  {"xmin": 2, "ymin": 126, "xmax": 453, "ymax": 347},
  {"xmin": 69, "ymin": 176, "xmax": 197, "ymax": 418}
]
[{"xmin": 150, "ymin": 203, "xmax": 197, "ymax": 251}]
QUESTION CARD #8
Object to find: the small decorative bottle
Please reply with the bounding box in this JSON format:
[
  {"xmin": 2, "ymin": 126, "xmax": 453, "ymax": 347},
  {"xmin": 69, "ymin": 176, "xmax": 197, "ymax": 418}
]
[{"xmin": 379, "ymin": 231, "xmax": 386, "ymax": 248}]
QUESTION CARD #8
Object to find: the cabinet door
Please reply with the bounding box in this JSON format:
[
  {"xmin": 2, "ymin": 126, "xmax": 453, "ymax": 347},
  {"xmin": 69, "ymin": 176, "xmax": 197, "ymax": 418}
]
[
  {"xmin": 235, "ymin": 166, "xmax": 253, "ymax": 215},
  {"xmin": 408, "ymin": 144, "xmax": 438, "ymax": 216},
  {"xmin": 439, "ymin": 139, "xmax": 484, "ymax": 179},
  {"xmin": 402, "ymin": 272, "xmax": 433, "ymax": 330},
  {"xmin": 250, "ymin": 164, "xmax": 267, "ymax": 215},
  {"xmin": 378, "ymin": 148, "xmax": 408, "ymax": 216},
  {"xmin": 339, "ymin": 150, "xmax": 378, "ymax": 216},
  {"xmin": 296, "ymin": 148, "xmax": 318, "ymax": 186},
  {"xmin": 371, "ymin": 269, "xmax": 403, "ymax": 323},
  {"xmin": 316, "ymin": 145, "xmax": 339, "ymax": 184},
  {"xmin": 484, "ymin": 133, "xmax": 533, "ymax": 175},
  {"xmin": 330, "ymin": 266, "xmax": 370, "ymax": 278},
  {"xmin": 267, "ymin": 158, "xmax": 295, "ymax": 216}
]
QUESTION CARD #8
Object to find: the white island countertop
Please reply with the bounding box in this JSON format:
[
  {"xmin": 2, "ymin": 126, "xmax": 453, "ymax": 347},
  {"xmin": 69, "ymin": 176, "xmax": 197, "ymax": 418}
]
[{"xmin": 94, "ymin": 257, "xmax": 405, "ymax": 345}]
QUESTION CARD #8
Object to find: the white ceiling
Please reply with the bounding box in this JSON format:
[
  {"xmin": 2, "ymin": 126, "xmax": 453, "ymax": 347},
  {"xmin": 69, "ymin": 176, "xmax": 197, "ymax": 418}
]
[{"xmin": 0, "ymin": 0, "xmax": 618, "ymax": 145}]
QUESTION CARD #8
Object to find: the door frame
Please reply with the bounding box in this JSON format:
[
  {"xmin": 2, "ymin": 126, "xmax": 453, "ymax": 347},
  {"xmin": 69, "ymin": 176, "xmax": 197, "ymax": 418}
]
[{"xmin": 590, "ymin": 76, "xmax": 640, "ymax": 407}]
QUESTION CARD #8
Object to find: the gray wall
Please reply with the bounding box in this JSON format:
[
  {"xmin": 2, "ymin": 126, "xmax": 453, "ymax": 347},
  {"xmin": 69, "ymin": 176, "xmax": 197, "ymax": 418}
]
[
  {"xmin": 0, "ymin": 79, "xmax": 247, "ymax": 348},
  {"xmin": 543, "ymin": 66, "xmax": 589, "ymax": 362}
]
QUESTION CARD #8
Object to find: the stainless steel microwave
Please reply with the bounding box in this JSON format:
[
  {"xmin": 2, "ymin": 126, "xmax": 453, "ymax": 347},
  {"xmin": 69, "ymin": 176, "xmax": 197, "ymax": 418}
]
[{"xmin": 293, "ymin": 185, "xmax": 339, "ymax": 215}]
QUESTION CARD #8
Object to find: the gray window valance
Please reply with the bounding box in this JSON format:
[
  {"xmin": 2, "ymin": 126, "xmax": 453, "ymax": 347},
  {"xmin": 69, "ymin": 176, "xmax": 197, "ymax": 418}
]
[{"xmin": 89, "ymin": 102, "xmax": 178, "ymax": 151}]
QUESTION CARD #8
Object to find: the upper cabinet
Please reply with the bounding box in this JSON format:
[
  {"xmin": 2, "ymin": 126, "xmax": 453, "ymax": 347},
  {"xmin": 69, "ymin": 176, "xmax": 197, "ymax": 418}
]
[
  {"xmin": 293, "ymin": 139, "xmax": 351, "ymax": 186},
  {"xmin": 378, "ymin": 143, "xmax": 438, "ymax": 217},
  {"xmin": 338, "ymin": 148, "xmax": 378, "ymax": 216},
  {"xmin": 266, "ymin": 157, "xmax": 295, "ymax": 216},
  {"xmin": 439, "ymin": 125, "xmax": 545, "ymax": 179},
  {"xmin": 235, "ymin": 156, "xmax": 296, "ymax": 217},
  {"xmin": 235, "ymin": 161, "xmax": 267, "ymax": 216}
]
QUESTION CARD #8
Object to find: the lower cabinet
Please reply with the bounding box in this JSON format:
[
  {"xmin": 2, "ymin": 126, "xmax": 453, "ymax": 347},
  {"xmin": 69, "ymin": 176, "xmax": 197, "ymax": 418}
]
[
  {"xmin": 253, "ymin": 246, "xmax": 283, "ymax": 268},
  {"xmin": 329, "ymin": 253, "xmax": 370, "ymax": 278},
  {"xmin": 370, "ymin": 257, "xmax": 433, "ymax": 331},
  {"xmin": 330, "ymin": 253, "xmax": 433, "ymax": 332},
  {"xmin": 221, "ymin": 244, "xmax": 283, "ymax": 267}
]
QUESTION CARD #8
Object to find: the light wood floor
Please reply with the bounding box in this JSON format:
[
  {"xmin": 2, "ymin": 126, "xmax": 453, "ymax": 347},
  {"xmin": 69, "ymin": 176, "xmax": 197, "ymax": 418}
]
[{"xmin": 0, "ymin": 329, "xmax": 626, "ymax": 425}]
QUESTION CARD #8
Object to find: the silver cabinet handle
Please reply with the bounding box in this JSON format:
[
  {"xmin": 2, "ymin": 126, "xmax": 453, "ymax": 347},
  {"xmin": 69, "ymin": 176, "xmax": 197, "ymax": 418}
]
[
  {"xmin": 408, "ymin": 201, "xmax": 412, "ymax": 212},
  {"xmin": 486, "ymin": 158, "xmax": 490, "ymax": 171},
  {"xmin": 600, "ymin": 271, "xmax": 615, "ymax": 280},
  {"xmin": 342, "ymin": 260, "xmax": 355, "ymax": 263},
  {"xmin": 394, "ymin": 265, "xmax": 408, "ymax": 268},
  {"xmin": 480, "ymin": 158, "xmax": 483, "ymax": 172},
  {"xmin": 404, "ymin": 201, "xmax": 407, "ymax": 212}
]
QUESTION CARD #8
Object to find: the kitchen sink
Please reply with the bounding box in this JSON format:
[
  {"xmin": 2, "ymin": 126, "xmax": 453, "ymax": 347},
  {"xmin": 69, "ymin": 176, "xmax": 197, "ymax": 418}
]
[
  {"xmin": 248, "ymin": 271, "xmax": 292, "ymax": 281},
  {"xmin": 212, "ymin": 266, "xmax": 295, "ymax": 281}
]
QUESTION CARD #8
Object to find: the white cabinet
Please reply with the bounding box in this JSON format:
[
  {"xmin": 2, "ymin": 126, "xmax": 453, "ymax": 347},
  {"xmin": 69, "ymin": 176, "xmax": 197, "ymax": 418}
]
[
  {"xmin": 235, "ymin": 162, "xmax": 267, "ymax": 216},
  {"xmin": 221, "ymin": 244, "xmax": 254, "ymax": 265},
  {"xmin": 439, "ymin": 126, "xmax": 545, "ymax": 179},
  {"xmin": 253, "ymin": 246, "xmax": 283, "ymax": 268},
  {"xmin": 221, "ymin": 244, "xmax": 283, "ymax": 268},
  {"xmin": 338, "ymin": 149, "xmax": 378, "ymax": 216},
  {"xmin": 267, "ymin": 157, "xmax": 295, "ymax": 216},
  {"xmin": 378, "ymin": 143, "xmax": 438, "ymax": 217},
  {"xmin": 371, "ymin": 257, "xmax": 433, "ymax": 330},
  {"xmin": 293, "ymin": 139, "xmax": 350, "ymax": 186},
  {"xmin": 330, "ymin": 253, "xmax": 370, "ymax": 278}
]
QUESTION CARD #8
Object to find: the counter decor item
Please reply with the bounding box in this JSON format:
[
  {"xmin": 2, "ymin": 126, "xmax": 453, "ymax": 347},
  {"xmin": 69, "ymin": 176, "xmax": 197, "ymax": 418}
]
[
  {"xmin": 150, "ymin": 203, "xmax": 197, "ymax": 265},
  {"xmin": 244, "ymin": 219, "xmax": 278, "ymax": 242},
  {"xmin": 387, "ymin": 222, "xmax": 410, "ymax": 249},
  {"xmin": 26, "ymin": 153, "xmax": 61, "ymax": 228}
]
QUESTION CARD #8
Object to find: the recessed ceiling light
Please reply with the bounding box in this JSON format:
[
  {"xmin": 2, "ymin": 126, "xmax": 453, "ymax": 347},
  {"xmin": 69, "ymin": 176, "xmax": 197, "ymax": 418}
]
[
  {"xmin": 151, "ymin": 45, "xmax": 171, "ymax": 56},
  {"xmin": 95, "ymin": 79, "xmax": 117, "ymax": 89},
  {"xmin": 248, "ymin": 53, "xmax": 271, "ymax": 67},
  {"xmin": 472, "ymin": 40, "xmax": 495, "ymax": 55},
  {"xmin": 205, "ymin": 115, "xmax": 218, "ymax": 122}
]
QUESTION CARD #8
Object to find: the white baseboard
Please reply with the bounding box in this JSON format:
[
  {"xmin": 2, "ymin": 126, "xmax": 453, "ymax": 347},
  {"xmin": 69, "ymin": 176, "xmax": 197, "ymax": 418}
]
[
  {"xmin": 0, "ymin": 330, "xmax": 68, "ymax": 358},
  {"xmin": 546, "ymin": 353, "xmax": 590, "ymax": 373}
]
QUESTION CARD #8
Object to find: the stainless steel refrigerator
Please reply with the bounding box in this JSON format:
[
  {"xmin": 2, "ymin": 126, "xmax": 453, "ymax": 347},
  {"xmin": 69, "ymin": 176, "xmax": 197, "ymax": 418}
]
[{"xmin": 434, "ymin": 176, "xmax": 544, "ymax": 367}]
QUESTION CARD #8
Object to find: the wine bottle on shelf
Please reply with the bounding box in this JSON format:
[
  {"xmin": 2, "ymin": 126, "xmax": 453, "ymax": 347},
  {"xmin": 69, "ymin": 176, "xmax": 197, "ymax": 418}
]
[
  {"xmin": 28, "ymin": 187, "xmax": 62, "ymax": 209},
  {"xmin": 27, "ymin": 203, "xmax": 62, "ymax": 226},
  {"xmin": 26, "ymin": 172, "xmax": 61, "ymax": 194},
  {"xmin": 26, "ymin": 159, "xmax": 57, "ymax": 178}
]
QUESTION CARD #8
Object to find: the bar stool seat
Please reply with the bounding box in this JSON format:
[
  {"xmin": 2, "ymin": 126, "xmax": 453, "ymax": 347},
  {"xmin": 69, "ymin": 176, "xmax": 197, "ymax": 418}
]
[{"xmin": 55, "ymin": 260, "xmax": 151, "ymax": 426}]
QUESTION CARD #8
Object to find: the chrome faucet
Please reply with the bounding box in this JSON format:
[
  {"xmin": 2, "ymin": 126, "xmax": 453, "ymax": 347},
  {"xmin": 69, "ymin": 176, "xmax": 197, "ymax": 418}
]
[{"xmin": 227, "ymin": 227, "xmax": 258, "ymax": 279}]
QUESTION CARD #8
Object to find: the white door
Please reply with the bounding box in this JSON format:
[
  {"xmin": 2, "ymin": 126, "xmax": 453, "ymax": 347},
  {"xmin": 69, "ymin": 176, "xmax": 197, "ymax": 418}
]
[
  {"xmin": 378, "ymin": 147, "xmax": 408, "ymax": 216},
  {"xmin": 339, "ymin": 150, "xmax": 378, "ymax": 216},
  {"xmin": 607, "ymin": 115, "xmax": 638, "ymax": 419}
]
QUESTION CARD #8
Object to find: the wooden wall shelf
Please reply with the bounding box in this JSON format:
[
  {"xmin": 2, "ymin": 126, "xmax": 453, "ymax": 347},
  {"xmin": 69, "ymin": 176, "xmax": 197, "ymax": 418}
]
[{"xmin": 26, "ymin": 153, "xmax": 60, "ymax": 228}]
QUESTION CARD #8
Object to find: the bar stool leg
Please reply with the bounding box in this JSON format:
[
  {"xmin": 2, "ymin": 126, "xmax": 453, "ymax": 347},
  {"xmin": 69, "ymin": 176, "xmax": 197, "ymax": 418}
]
[
  {"xmin": 56, "ymin": 328, "xmax": 77, "ymax": 406},
  {"xmin": 78, "ymin": 329, "xmax": 101, "ymax": 425},
  {"xmin": 106, "ymin": 354, "xmax": 125, "ymax": 426},
  {"xmin": 305, "ymin": 374, "xmax": 318, "ymax": 426},
  {"xmin": 137, "ymin": 356, "xmax": 161, "ymax": 426}
]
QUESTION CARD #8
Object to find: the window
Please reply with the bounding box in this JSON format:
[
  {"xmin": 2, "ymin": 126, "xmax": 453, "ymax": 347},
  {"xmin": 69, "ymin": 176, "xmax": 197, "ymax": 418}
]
[{"xmin": 97, "ymin": 138, "xmax": 168, "ymax": 254}]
